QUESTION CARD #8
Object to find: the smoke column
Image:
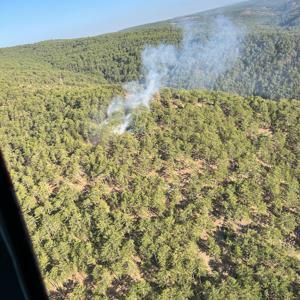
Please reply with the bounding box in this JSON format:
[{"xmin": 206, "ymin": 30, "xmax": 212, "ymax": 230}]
[{"xmin": 104, "ymin": 16, "xmax": 244, "ymax": 134}]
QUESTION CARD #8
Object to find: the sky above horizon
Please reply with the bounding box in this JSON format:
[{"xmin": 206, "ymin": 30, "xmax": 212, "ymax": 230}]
[{"xmin": 0, "ymin": 0, "xmax": 244, "ymax": 48}]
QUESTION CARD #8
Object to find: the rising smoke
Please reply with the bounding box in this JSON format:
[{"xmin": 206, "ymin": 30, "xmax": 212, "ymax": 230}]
[{"xmin": 104, "ymin": 16, "xmax": 244, "ymax": 134}]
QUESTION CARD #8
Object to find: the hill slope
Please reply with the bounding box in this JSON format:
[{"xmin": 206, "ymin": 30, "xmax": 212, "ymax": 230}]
[
  {"xmin": 1, "ymin": 84, "xmax": 299, "ymax": 298},
  {"xmin": 0, "ymin": 0, "xmax": 300, "ymax": 99},
  {"xmin": 0, "ymin": 1, "xmax": 299, "ymax": 299}
]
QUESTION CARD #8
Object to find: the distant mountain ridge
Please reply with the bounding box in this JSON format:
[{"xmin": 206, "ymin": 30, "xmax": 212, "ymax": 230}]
[
  {"xmin": 170, "ymin": 0, "xmax": 300, "ymax": 27},
  {"xmin": 2, "ymin": 0, "xmax": 300, "ymax": 49}
]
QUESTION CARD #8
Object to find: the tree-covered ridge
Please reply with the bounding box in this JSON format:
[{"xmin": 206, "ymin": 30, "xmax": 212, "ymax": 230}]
[
  {"xmin": 0, "ymin": 25, "xmax": 181, "ymax": 84},
  {"xmin": 1, "ymin": 24, "xmax": 300, "ymax": 100},
  {"xmin": 1, "ymin": 84, "xmax": 299, "ymax": 299},
  {"xmin": 0, "ymin": 50, "xmax": 105, "ymax": 89}
]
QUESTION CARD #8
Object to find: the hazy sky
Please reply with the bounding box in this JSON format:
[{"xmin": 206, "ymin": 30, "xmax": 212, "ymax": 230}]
[{"xmin": 0, "ymin": 0, "xmax": 244, "ymax": 47}]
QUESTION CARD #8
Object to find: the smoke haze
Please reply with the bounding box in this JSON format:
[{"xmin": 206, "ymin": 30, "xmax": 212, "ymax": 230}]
[{"xmin": 104, "ymin": 16, "xmax": 244, "ymax": 134}]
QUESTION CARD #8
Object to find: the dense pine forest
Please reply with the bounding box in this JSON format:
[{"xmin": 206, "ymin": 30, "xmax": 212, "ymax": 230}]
[
  {"xmin": 0, "ymin": 0, "xmax": 299, "ymax": 299},
  {"xmin": 1, "ymin": 85, "xmax": 299, "ymax": 299},
  {"xmin": 1, "ymin": 25, "xmax": 300, "ymax": 100}
]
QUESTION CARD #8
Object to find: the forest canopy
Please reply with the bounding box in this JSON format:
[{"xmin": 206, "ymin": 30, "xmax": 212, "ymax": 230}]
[
  {"xmin": 0, "ymin": 83, "xmax": 299, "ymax": 298},
  {"xmin": 0, "ymin": 0, "xmax": 299, "ymax": 298}
]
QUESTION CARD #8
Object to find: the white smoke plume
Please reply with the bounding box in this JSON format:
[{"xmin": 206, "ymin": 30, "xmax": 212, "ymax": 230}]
[{"xmin": 104, "ymin": 16, "xmax": 244, "ymax": 134}]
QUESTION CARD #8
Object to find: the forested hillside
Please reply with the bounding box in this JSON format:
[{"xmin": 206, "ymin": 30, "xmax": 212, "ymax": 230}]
[
  {"xmin": 0, "ymin": 1, "xmax": 300, "ymax": 100},
  {"xmin": 0, "ymin": 0, "xmax": 299, "ymax": 299},
  {"xmin": 0, "ymin": 82, "xmax": 299, "ymax": 299}
]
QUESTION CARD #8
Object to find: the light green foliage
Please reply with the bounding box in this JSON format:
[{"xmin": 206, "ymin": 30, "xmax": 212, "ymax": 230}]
[
  {"xmin": 0, "ymin": 1, "xmax": 299, "ymax": 297},
  {"xmin": 0, "ymin": 82, "xmax": 299, "ymax": 298}
]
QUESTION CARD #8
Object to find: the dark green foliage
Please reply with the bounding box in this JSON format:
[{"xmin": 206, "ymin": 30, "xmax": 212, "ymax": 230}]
[
  {"xmin": 215, "ymin": 28, "xmax": 300, "ymax": 100},
  {"xmin": 0, "ymin": 24, "xmax": 299, "ymax": 100}
]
